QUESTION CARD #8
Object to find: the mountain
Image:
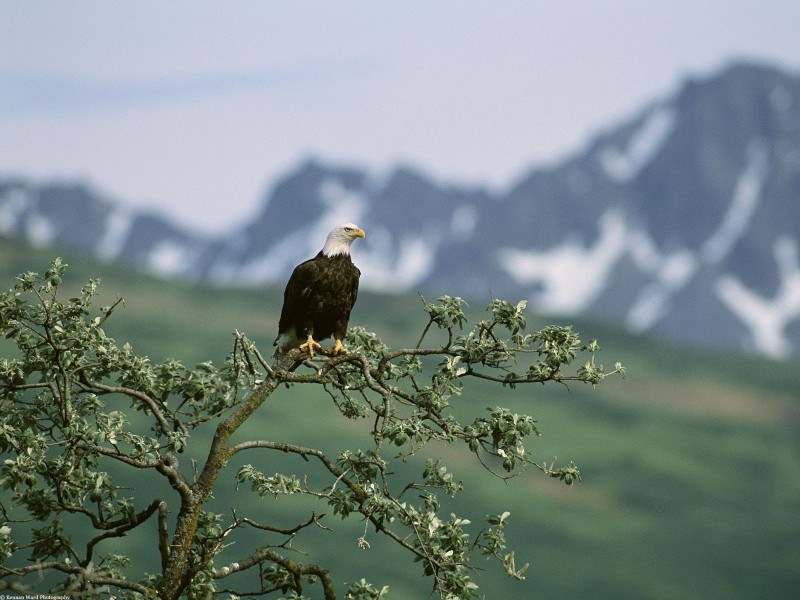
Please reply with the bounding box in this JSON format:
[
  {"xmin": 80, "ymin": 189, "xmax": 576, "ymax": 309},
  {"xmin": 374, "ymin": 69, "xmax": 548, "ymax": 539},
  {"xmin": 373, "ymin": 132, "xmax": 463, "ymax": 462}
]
[{"xmin": 2, "ymin": 62, "xmax": 800, "ymax": 358}]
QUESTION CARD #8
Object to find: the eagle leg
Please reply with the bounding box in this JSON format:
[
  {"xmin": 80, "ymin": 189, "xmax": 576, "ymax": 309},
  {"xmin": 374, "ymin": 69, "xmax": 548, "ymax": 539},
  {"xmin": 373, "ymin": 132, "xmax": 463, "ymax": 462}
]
[
  {"xmin": 332, "ymin": 339, "xmax": 346, "ymax": 355},
  {"xmin": 299, "ymin": 334, "xmax": 322, "ymax": 357}
]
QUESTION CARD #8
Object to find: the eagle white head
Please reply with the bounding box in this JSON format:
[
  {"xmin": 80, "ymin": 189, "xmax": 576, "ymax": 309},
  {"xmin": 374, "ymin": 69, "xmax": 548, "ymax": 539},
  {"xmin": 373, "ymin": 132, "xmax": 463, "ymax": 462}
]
[{"xmin": 322, "ymin": 223, "xmax": 366, "ymax": 257}]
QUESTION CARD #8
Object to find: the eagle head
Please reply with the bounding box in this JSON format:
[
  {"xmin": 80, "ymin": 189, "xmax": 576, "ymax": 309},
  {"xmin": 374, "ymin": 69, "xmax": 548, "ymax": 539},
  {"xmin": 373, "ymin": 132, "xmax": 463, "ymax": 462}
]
[{"xmin": 322, "ymin": 223, "xmax": 366, "ymax": 257}]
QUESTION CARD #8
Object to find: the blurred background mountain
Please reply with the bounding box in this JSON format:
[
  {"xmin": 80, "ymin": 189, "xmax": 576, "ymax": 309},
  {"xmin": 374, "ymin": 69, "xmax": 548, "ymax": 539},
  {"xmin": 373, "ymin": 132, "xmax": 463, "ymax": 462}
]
[{"xmin": 2, "ymin": 62, "xmax": 800, "ymax": 358}]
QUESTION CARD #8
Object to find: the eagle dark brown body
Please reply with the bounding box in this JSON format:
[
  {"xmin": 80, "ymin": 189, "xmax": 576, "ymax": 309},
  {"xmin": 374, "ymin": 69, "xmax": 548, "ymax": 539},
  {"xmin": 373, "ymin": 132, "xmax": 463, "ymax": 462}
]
[{"xmin": 274, "ymin": 224, "xmax": 365, "ymax": 356}]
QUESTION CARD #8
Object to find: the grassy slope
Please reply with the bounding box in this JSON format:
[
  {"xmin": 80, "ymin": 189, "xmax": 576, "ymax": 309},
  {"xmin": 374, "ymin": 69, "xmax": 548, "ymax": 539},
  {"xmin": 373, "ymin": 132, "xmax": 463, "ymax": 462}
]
[{"xmin": 1, "ymin": 239, "xmax": 799, "ymax": 599}]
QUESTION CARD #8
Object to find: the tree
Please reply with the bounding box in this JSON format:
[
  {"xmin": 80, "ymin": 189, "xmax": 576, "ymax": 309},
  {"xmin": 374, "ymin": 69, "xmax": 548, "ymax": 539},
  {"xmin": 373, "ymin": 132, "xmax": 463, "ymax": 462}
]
[{"xmin": 0, "ymin": 259, "xmax": 624, "ymax": 599}]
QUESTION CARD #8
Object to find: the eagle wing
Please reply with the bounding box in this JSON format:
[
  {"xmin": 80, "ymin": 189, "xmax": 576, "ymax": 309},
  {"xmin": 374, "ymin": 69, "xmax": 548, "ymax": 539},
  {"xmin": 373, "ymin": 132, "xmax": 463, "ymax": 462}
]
[{"xmin": 275, "ymin": 257, "xmax": 320, "ymax": 346}]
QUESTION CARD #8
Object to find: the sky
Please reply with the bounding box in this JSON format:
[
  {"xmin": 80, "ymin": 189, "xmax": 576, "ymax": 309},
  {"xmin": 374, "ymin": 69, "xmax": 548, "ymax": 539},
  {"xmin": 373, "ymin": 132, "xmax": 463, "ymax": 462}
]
[{"xmin": 2, "ymin": 1, "xmax": 800, "ymax": 234}]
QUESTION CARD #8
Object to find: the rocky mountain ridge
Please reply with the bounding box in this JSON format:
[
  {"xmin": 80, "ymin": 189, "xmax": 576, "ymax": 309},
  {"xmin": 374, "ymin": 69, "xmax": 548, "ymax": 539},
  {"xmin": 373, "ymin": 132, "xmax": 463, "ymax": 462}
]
[{"xmin": 2, "ymin": 62, "xmax": 799, "ymax": 358}]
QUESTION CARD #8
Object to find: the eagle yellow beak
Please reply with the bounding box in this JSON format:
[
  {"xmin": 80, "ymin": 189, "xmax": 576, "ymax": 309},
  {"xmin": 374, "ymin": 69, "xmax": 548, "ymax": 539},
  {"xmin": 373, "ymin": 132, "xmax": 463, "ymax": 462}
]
[{"xmin": 354, "ymin": 228, "xmax": 366, "ymax": 239}]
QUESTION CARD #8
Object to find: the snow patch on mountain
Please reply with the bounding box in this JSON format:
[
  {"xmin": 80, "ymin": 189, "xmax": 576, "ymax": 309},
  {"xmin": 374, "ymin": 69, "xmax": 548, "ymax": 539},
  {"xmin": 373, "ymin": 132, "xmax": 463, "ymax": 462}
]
[
  {"xmin": 239, "ymin": 231, "xmax": 314, "ymax": 283},
  {"xmin": 316, "ymin": 178, "xmax": 367, "ymax": 239},
  {"xmin": 358, "ymin": 225, "xmax": 439, "ymax": 293},
  {"xmin": 625, "ymin": 143, "xmax": 768, "ymax": 331},
  {"xmin": 0, "ymin": 188, "xmax": 27, "ymax": 235},
  {"xmin": 496, "ymin": 204, "xmax": 705, "ymax": 331},
  {"xmin": 450, "ymin": 205, "xmax": 478, "ymax": 240},
  {"xmin": 97, "ymin": 208, "xmax": 134, "ymax": 259},
  {"xmin": 599, "ymin": 106, "xmax": 676, "ymax": 183},
  {"xmin": 626, "ymin": 241, "xmax": 698, "ymax": 332},
  {"xmin": 701, "ymin": 143, "xmax": 768, "ymax": 265},
  {"xmin": 26, "ymin": 213, "xmax": 56, "ymax": 248},
  {"xmin": 716, "ymin": 235, "xmax": 800, "ymax": 358},
  {"xmin": 496, "ymin": 209, "xmax": 628, "ymax": 314},
  {"xmin": 148, "ymin": 240, "xmax": 192, "ymax": 276}
]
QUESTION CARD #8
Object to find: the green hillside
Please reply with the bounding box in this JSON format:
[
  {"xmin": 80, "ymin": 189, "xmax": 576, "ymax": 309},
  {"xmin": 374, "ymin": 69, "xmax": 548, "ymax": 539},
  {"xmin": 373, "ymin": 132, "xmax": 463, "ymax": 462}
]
[{"xmin": 1, "ymin": 238, "xmax": 799, "ymax": 599}]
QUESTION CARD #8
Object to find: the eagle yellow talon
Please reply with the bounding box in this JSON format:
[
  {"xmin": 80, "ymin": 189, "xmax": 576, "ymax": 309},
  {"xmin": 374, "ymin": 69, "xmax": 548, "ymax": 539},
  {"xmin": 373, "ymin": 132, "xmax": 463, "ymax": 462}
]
[
  {"xmin": 299, "ymin": 335, "xmax": 322, "ymax": 357},
  {"xmin": 332, "ymin": 339, "xmax": 346, "ymax": 355}
]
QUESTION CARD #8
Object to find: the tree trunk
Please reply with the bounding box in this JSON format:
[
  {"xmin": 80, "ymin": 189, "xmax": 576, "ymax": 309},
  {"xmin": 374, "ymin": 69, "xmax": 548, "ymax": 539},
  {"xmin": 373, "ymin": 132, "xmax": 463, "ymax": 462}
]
[{"xmin": 158, "ymin": 353, "xmax": 295, "ymax": 599}]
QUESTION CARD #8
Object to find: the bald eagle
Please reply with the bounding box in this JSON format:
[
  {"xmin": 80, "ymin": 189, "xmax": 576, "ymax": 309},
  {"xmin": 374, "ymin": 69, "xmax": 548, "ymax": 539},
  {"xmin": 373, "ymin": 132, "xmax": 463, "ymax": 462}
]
[{"xmin": 274, "ymin": 223, "xmax": 366, "ymax": 357}]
